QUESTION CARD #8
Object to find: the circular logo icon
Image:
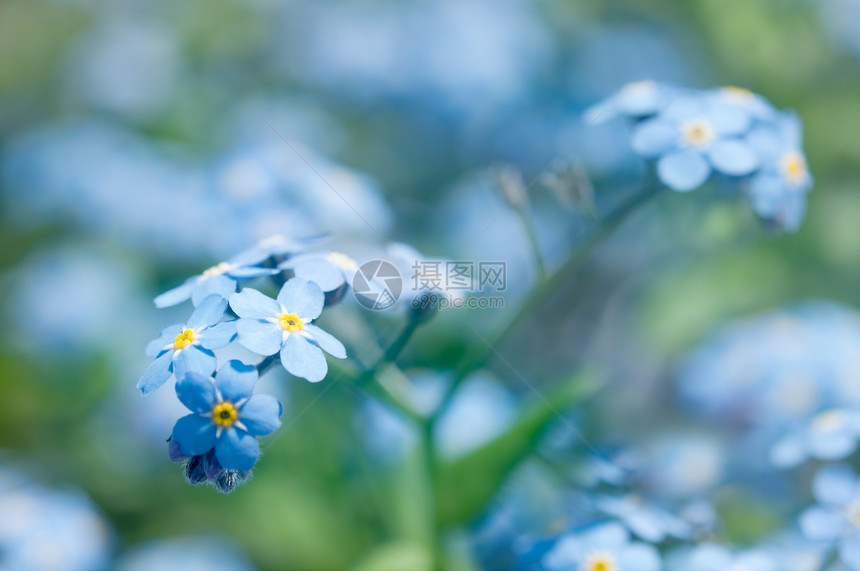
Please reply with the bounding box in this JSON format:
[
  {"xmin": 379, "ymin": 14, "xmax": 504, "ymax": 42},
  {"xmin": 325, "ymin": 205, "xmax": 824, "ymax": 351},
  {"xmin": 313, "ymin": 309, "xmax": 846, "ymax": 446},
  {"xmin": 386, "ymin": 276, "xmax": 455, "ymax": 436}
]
[{"xmin": 352, "ymin": 260, "xmax": 402, "ymax": 310}]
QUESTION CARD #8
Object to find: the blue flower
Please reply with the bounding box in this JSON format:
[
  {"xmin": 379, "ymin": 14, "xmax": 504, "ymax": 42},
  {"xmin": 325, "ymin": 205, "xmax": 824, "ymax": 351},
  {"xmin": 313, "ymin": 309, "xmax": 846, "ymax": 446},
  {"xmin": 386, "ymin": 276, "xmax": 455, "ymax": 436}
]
[
  {"xmin": 171, "ymin": 360, "xmax": 282, "ymax": 471},
  {"xmin": 279, "ymin": 250, "xmax": 359, "ymax": 294},
  {"xmin": 631, "ymin": 92, "xmax": 759, "ymax": 191},
  {"xmin": 593, "ymin": 494, "xmax": 691, "ymax": 543},
  {"xmin": 799, "ymin": 464, "xmax": 860, "ymax": 568},
  {"xmin": 584, "ymin": 80, "xmax": 679, "ymax": 125},
  {"xmin": 230, "ymin": 233, "xmax": 325, "ymax": 267},
  {"xmin": 746, "ymin": 112, "xmax": 813, "ymax": 232},
  {"xmin": 668, "ymin": 544, "xmax": 777, "ymax": 571},
  {"xmin": 154, "ymin": 257, "xmax": 280, "ymax": 309},
  {"xmin": 230, "ymin": 278, "xmax": 347, "ymax": 382},
  {"xmin": 138, "ymin": 295, "xmax": 235, "ymax": 395},
  {"xmin": 542, "ymin": 522, "xmax": 661, "ymax": 571},
  {"xmin": 710, "ymin": 86, "xmax": 778, "ymax": 124},
  {"xmin": 770, "ymin": 408, "xmax": 860, "ymax": 468}
]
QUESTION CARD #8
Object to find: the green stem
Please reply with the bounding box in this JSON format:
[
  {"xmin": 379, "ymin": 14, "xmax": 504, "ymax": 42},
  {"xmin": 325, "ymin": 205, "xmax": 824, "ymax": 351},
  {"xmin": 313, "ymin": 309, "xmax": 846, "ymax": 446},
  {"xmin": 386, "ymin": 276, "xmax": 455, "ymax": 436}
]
[
  {"xmin": 514, "ymin": 207, "xmax": 547, "ymax": 282},
  {"xmin": 435, "ymin": 183, "xmax": 662, "ymax": 419}
]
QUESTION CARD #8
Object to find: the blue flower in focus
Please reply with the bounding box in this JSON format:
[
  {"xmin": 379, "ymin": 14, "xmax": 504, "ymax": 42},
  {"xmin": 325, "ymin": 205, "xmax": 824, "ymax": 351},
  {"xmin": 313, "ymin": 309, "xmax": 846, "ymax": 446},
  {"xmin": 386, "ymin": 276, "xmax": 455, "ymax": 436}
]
[
  {"xmin": 542, "ymin": 522, "xmax": 660, "ymax": 571},
  {"xmin": 138, "ymin": 295, "xmax": 235, "ymax": 395},
  {"xmin": 171, "ymin": 360, "xmax": 282, "ymax": 471},
  {"xmin": 584, "ymin": 80, "xmax": 678, "ymax": 125},
  {"xmin": 668, "ymin": 544, "xmax": 777, "ymax": 571},
  {"xmin": 154, "ymin": 256, "xmax": 280, "ymax": 308},
  {"xmin": 770, "ymin": 408, "xmax": 860, "ymax": 468},
  {"xmin": 594, "ymin": 494, "xmax": 691, "ymax": 543},
  {"xmin": 230, "ymin": 278, "xmax": 347, "ymax": 382},
  {"xmin": 746, "ymin": 112, "xmax": 813, "ymax": 232},
  {"xmin": 631, "ymin": 92, "xmax": 759, "ymax": 191},
  {"xmin": 799, "ymin": 464, "xmax": 860, "ymax": 568},
  {"xmin": 279, "ymin": 250, "xmax": 359, "ymax": 294}
]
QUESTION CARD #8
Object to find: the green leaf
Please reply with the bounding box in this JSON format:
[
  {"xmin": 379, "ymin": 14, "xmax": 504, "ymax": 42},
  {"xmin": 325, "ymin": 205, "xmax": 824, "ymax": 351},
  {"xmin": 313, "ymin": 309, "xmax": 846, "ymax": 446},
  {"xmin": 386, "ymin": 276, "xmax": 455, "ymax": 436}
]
[
  {"xmin": 435, "ymin": 370, "xmax": 600, "ymax": 526},
  {"xmin": 350, "ymin": 542, "xmax": 432, "ymax": 571}
]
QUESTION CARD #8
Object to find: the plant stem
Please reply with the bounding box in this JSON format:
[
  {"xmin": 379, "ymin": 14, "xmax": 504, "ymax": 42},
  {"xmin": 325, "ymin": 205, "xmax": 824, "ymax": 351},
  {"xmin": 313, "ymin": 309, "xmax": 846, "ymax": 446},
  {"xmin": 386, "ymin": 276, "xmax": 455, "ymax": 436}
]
[{"xmin": 435, "ymin": 183, "xmax": 662, "ymax": 420}]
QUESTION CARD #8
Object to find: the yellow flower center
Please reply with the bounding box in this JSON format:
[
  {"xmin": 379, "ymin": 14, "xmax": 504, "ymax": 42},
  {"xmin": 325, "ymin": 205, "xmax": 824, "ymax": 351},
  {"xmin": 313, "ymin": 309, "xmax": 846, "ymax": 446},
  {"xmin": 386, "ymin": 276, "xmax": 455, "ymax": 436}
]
[
  {"xmin": 173, "ymin": 329, "xmax": 195, "ymax": 350},
  {"xmin": 582, "ymin": 552, "xmax": 616, "ymax": 571},
  {"xmin": 202, "ymin": 261, "xmax": 231, "ymax": 279},
  {"xmin": 278, "ymin": 313, "xmax": 303, "ymax": 332},
  {"xmin": 681, "ymin": 119, "xmax": 715, "ymax": 148},
  {"xmin": 780, "ymin": 151, "xmax": 808, "ymax": 186},
  {"xmin": 212, "ymin": 402, "xmax": 238, "ymax": 427},
  {"xmin": 328, "ymin": 251, "xmax": 358, "ymax": 271},
  {"xmin": 722, "ymin": 85, "xmax": 755, "ymax": 104}
]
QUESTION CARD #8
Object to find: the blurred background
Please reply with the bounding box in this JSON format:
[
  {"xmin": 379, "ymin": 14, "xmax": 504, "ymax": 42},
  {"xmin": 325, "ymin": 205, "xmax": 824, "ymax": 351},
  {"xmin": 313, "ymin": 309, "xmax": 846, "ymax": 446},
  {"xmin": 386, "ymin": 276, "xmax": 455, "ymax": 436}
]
[{"xmin": 2, "ymin": 0, "xmax": 860, "ymax": 569}]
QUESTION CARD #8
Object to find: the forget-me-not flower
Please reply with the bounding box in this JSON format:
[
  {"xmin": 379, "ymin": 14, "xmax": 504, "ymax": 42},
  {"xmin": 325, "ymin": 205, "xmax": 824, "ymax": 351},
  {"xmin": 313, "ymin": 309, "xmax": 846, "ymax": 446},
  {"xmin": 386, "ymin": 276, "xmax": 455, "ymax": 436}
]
[
  {"xmin": 279, "ymin": 250, "xmax": 359, "ymax": 294},
  {"xmin": 230, "ymin": 278, "xmax": 347, "ymax": 382},
  {"xmin": 138, "ymin": 295, "xmax": 235, "ymax": 395},
  {"xmin": 799, "ymin": 464, "xmax": 860, "ymax": 568},
  {"xmin": 594, "ymin": 494, "xmax": 691, "ymax": 543},
  {"xmin": 631, "ymin": 92, "xmax": 759, "ymax": 191},
  {"xmin": 153, "ymin": 256, "xmax": 279, "ymax": 308},
  {"xmin": 542, "ymin": 522, "xmax": 661, "ymax": 571},
  {"xmin": 770, "ymin": 408, "xmax": 860, "ymax": 468},
  {"xmin": 585, "ymin": 80, "xmax": 678, "ymax": 125},
  {"xmin": 171, "ymin": 360, "xmax": 282, "ymax": 471},
  {"xmin": 746, "ymin": 112, "xmax": 813, "ymax": 231}
]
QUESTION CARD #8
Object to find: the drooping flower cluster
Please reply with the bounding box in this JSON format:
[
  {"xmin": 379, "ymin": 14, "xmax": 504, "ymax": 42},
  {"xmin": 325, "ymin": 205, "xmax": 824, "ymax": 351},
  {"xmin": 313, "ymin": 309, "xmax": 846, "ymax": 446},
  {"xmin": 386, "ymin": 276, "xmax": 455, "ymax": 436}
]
[
  {"xmin": 589, "ymin": 81, "xmax": 813, "ymax": 231},
  {"xmin": 139, "ymin": 235, "xmax": 357, "ymax": 491}
]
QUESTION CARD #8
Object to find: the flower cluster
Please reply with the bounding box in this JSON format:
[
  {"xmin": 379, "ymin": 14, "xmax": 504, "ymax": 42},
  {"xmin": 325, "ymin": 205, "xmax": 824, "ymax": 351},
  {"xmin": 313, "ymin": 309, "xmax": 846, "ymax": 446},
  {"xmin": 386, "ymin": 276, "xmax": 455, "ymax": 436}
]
[
  {"xmin": 138, "ymin": 235, "xmax": 356, "ymax": 491},
  {"xmin": 589, "ymin": 81, "xmax": 813, "ymax": 230}
]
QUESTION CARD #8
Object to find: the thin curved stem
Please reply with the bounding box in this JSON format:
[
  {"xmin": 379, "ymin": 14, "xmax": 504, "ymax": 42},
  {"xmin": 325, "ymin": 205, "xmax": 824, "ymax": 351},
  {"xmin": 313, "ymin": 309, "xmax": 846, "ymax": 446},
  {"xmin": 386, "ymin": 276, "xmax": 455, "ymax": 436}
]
[{"xmin": 434, "ymin": 183, "xmax": 663, "ymax": 420}]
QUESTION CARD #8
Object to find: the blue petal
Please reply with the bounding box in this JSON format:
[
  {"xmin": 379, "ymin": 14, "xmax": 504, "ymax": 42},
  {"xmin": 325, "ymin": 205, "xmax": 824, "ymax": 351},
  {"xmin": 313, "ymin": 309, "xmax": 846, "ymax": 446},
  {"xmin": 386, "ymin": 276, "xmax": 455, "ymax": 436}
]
[
  {"xmin": 186, "ymin": 295, "xmax": 228, "ymax": 330},
  {"xmin": 172, "ymin": 414, "xmax": 217, "ymax": 456},
  {"xmin": 145, "ymin": 323, "xmax": 183, "ymax": 357},
  {"xmin": 226, "ymin": 266, "xmax": 279, "ymax": 278},
  {"xmin": 154, "ymin": 279, "xmax": 196, "ymax": 308},
  {"xmin": 749, "ymin": 173, "xmax": 786, "ymax": 217},
  {"xmin": 747, "ymin": 126, "xmax": 783, "ymax": 163},
  {"xmin": 196, "ymin": 321, "xmax": 237, "ymax": 350},
  {"xmin": 236, "ymin": 319, "xmax": 282, "ymax": 356},
  {"xmin": 230, "ymin": 288, "xmax": 280, "ymax": 319},
  {"xmin": 618, "ymin": 543, "xmax": 661, "ymax": 571},
  {"xmin": 800, "ymin": 507, "xmax": 846, "ymax": 541},
  {"xmin": 707, "ymin": 139, "xmax": 759, "ymax": 175},
  {"xmin": 280, "ymin": 333, "xmax": 328, "ymax": 382},
  {"xmin": 303, "ymin": 324, "xmax": 347, "ymax": 359},
  {"xmin": 769, "ymin": 433, "xmax": 805, "ymax": 468},
  {"xmin": 137, "ymin": 352, "xmax": 174, "ymax": 395},
  {"xmin": 191, "ymin": 274, "xmax": 237, "ymax": 306},
  {"xmin": 657, "ymin": 148, "xmax": 711, "ymax": 192},
  {"xmin": 175, "ymin": 371, "xmax": 217, "ymax": 414},
  {"xmin": 813, "ymin": 464, "xmax": 857, "ymax": 505},
  {"xmin": 706, "ymin": 100, "xmax": 750, "ymax": 136},
  {"xmin": 240, "ymin": 394, "xmax": 283, "ymax": 436},
  {"xmin": 277, "ymin": 278, "xmax": 324, "ymax": 320},
  {"xmin": 808, "ymin": 429, "xmax": 857, "ymax": 461},
  {"xmin": 842, "ymin": 534, "xmax": 860, "ymax": 571},
  {"xmin": 215, "ymin": 360, "xmax": 259, "ymax": 403},
  {"xmin": 215, "ymin": 428, "xmax": 259, "ymax": 471},
  {"xmin": 630, "ymin": 119, "xmax": 677, "ymax": 158},
  {"xmin": 173, "ymin": 346, "xmax": 217, "ymax": 378},
  {"xmin": 289, "ymin": 257, "xmax": 348, "ymax": 292}
]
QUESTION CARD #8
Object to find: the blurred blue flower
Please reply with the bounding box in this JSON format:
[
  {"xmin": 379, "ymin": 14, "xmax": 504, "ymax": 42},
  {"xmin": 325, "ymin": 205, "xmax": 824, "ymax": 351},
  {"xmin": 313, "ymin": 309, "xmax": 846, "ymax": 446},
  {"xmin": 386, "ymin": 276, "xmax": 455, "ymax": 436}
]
[
  {"xmin": 799, "ymin": 464, "xmax": 860, "ymax": 568},
  {"xmin": 746, "ymin": 112, "xmax": 813, "ymax": 232},
  {"xmin": 711, "ymin": 86, "xmax": 778, "ymax": 124},
  {"xmin": 584, "ymin": 80, "xmax": 679, "ymax": 125},
  {"xmin": 138, "ymin": 295, "xmax": 235, "ymax": 395},
  {"xmin": 172, "ymin": 360, "xmax": 282, "ymax": 471},
  {"xmin": 631, "ymin": 91, "xmax": 759, "ymax": 191},
  {"xmin": 230, "ymin": 278, "xmax": 347, "ymax": 382},
  {"xmin": 667, "ymin": 544, "xmax": 777, "ymax": 571},
  {"xmin": 593, "ymin": 494, "xmax": 691, "ymax": 543},
  {"xmin": 118, "ymin": 535, "xmax": 255, "ymax": 571},
  {"xmin": 770, "ymin": 408, "xmax": 860, "ymax": 468},
  {"xmin": 542, "ymin": 522, "xmax": 661, "ymax": 571},
  {"xmin": 231, "ymin": 233, "xmax": 324, "ymax": 267},
  {"xmin": 0, "ymin": 467, "xmax": 112, "ymax": 571},
  {"xmin": 154, "ymin": 257, "xmax": 279, "ymax": 309}
]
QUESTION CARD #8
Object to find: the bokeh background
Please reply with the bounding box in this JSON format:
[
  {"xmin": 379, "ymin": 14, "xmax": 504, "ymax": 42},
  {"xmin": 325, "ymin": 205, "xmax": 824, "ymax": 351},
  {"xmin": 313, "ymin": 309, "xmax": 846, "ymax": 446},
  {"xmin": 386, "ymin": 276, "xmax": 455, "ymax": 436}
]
[{"xmin": 2, "ymin": 0, "xmax": 860, "ymax": 569}]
